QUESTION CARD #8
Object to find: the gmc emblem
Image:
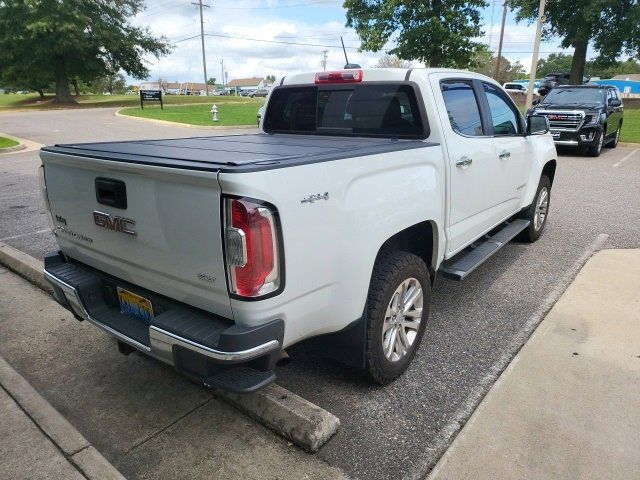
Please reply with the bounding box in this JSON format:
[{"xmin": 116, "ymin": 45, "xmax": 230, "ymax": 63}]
[
  {"xmin": 548, "ymin": 115, "xmax": 567, "ymax": 120},
  {"xmin": 93, "ymin": 211, "xmax": 136, "ymax": 236}
]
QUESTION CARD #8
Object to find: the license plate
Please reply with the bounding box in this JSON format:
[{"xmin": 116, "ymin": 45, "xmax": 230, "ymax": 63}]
[{"xmin": 117, "ymin": 287, "xmax": 154, "ymax": 323}]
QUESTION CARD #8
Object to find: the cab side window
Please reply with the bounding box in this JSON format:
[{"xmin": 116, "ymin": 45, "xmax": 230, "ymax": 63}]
[
  {"xmin": 441, "ymin": 80, "xmax": 484, "ymax": 136},
  {"xmin": 482, "ymin": 82, "xmax": 520, "ymax": 135}
]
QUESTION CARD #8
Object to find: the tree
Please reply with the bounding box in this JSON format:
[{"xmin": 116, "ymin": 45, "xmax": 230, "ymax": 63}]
[
  {"xmin": 266, "ymin": 74, "xmax": 276, "ymax": 83},
  {"xmin": 536, "ymin": 53, "xmax": 573, "ymax": 77},
  {"xmin": 344, "ymin": 0, "xmax": 488, "ymax": 68},
  {"xmin": 375, "ymin": 55, "xmax": 412, "ymax": 68},
  {"xmin": 0, "ymin": 1, "xmax": 171, "ymax": 103},
  {"xmin": 207, "ymin": 77, "xmax": 217, "ymax": 85},
  {"xmin": 512, "ymin": 0, "xmax": 640, "ymax": 84},
  {"xmin": 0, "ymin": 58, "xmax": 53, "ymax": 99},
  {"xmin": 90, "ymin": 72, "xmax": 127, "ymax": 94},
  {"xmin": 470, "ymin": 46, "xmax": 526, "ymax": 82}
]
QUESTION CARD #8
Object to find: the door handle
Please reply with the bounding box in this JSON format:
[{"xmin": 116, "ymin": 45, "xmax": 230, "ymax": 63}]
[
  {"xmin": 498, "ymin": 150, "xmax": 511, "ymax": 160},
  {"xmin": 456, "ymin": 156, "xmax": 473, "ymax": 168}
]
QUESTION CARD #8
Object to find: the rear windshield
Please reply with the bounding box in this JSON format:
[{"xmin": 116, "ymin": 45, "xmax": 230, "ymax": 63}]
[{"xmin": 263, "ymin": 84, "xmax": 426, "ymax": 138}]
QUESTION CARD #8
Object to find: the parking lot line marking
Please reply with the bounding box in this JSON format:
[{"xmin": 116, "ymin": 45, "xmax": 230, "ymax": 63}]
[
  {"xmin": 613, "ymin": 148, "xmax": 639, "ymax": 167},
  {"xmin": 408, "ymin": 233, "xmax": 609, "ymax": 480},
  {"xmin": 0, "ymin": 229, "xmax": 50, "ymax": 242}
]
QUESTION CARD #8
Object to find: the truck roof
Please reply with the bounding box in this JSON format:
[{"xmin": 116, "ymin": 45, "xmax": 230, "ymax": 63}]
[
  {"xmin": 281, "ymin": 67, "xmax": 473, "ymax": 86},
  {"xmin": 42, "ymin": 134, "xmax": 434, "ymax": 173}
]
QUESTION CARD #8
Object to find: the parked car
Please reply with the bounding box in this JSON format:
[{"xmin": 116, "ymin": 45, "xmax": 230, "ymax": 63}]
[
  {"xmin": 527, "ymin": 84, "xmax": 623, "ymax": 156},
  {"xmin": 537, "ymin": 73, "xmax": 590, "ymax": 96},
  {"xmin": 503, "ymin": 82, "xmax": 528, "ymax": 95},
  {"xmin": 39, "ymin": 68, "xmax": 556, "ymax": 393},
  {"xmin": 257, "ymin": 104, "xmax": 265, "ymax": 125},
  {"xmin": 212, "ymin": 90, "xmax": 229, "ymax": 96},
  {"xmin": 251, "ymin": 89, "xmax": 270, "ymax": 98}
]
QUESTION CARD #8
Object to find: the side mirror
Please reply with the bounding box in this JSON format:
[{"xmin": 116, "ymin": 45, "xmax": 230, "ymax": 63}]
[
  {"xmin": 527, "ymin": 115, "xmax": 549, "ymax": 135},
  {"xmin": 608, "ymin": 98, "xmax": 622, "ymax": 107},
  {"xmin": 532, "ymin": 99, "xmax": 540, "ymax": 105}
]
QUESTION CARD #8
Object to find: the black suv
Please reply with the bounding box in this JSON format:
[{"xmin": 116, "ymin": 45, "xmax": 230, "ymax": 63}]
[
  {"xmin": 527, "ymin": 85, "xmax": 624, "ymax": 156},
  {"xmin": 537, "ymin": 73, "xmax": 590, "ymax": 96}
]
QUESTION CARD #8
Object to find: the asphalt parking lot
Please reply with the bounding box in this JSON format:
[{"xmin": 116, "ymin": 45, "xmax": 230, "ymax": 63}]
[{"xmin": 1, "ymin": 108, "xmax": 639, "ymax": 479}]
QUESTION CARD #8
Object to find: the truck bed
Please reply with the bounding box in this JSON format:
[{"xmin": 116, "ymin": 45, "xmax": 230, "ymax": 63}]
[{"xmin": 41, "ymin": 134, "xmax": 435, "ymax": 173}]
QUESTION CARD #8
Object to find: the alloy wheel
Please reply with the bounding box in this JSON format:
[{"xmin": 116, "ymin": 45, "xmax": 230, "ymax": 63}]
[{"xmin": 382, "ymin": 278, "xmax": 423, "ymax": 362}]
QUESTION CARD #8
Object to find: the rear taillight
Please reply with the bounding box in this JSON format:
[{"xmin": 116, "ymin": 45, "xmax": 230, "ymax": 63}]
[
  {"xmin": 38, "ymin": 165, "xmax": 54, "ymax": 231},
  {"xmin": 315, "ymin": 70, "xmax": 363, "ymax": 84},
  {"xmin": 224, "ymin": 197, "xmax": 281, "ymax": 298}
]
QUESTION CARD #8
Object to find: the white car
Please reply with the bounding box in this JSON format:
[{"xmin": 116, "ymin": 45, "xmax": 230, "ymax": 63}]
[
  {"xmin": 503, "ymin": 82, "xmax": 528, "ymax": 95},
  {"xmin": 40, "ymin": 68, "xmax": 556, "ymax": 393}
]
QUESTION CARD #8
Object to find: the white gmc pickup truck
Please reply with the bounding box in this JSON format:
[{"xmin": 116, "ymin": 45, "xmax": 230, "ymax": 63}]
[{"xmin": 40, "ymin": 68, "xmax": 556, "ymax": 393}]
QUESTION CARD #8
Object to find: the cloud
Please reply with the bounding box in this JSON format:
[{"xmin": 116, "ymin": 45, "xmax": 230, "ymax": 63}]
[{"xmin": 128, "ymin": 2, "xmax": 387, "ymax": 84}]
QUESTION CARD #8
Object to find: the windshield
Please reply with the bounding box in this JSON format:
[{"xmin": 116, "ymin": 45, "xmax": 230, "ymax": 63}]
[
  {"xmin": 542, "ymin": 88, "xmax": 605, "ymax": 104},
  {"xmin": 263, "ymin": 84, "xmax": 426, "ymax": 139}
]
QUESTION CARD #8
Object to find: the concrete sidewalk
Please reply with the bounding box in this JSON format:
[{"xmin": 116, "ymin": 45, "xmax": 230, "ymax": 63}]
[
  {"xmin": 1, "ymin": 385, "xmax": 84, "ymax": 479},
  {"xmin": 429, "ymin": 249, "xmax": 640, "ymax": 480}
]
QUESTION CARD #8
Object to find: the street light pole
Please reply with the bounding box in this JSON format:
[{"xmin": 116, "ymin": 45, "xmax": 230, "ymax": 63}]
[
  {"xmin": 525, "ymin": 0, "xmax": 546, "ymax": 111},
  {"xmin": 192, "ymin": 0, "xmax": 210, "ymax": 96}
]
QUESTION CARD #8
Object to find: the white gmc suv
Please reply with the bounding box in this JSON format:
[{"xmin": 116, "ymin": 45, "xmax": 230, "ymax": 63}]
[{"xmin": 39, "ymin": 68, "xmax": 556, "ymax": 393}]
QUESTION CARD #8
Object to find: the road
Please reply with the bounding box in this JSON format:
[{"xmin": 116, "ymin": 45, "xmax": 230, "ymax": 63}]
[{"xmin": 1, "ymin": 107, "xmax": 639, "ymax": 479}]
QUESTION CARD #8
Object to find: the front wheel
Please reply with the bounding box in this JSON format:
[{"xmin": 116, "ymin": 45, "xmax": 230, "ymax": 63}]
[
  {"xmin": 586, "ymin": 130, "xmax": 604, "ymax": 157},
  {"xmin": 605, "ymin": 127, "xmax": 620, "ymax": 149},
  {"xmin": 517, "ymin": 175, "xmax": 551, "ymax": 243},
  {"xmin": 365, "ymin": 251, "xmax": 430, "ymax": 385}
]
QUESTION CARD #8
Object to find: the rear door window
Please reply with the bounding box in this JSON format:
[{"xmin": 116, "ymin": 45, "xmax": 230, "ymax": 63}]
[
  {"xmin": 440, "ymin": 80, "xmax": 484, "ymax": 136},
  {"xmin": 264, "ymin": 84, "xmax": 426, "ymax": 138}
]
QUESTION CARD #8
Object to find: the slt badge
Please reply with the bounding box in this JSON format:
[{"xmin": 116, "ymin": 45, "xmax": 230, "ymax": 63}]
[{"xmin": 301, "ymin": 192, "xmax": 329, "ymax": 204}]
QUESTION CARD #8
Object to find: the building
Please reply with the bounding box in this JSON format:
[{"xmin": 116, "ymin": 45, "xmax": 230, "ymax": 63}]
[
  {"xmin": 593, "ymin": 76, "xmax": 640, "ymax": 96},
  {"xmin": 226, "ymin": 77, "xmax": 272, "ymax": 94}
]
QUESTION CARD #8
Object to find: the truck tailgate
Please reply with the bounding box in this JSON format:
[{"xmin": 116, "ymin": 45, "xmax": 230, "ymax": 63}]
[{"xmin": 40, "ymin": 150, "xmax": 232, "ymax": 318}]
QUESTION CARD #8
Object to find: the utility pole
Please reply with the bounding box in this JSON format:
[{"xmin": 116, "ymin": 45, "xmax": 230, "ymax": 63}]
[
  {"xmin": 525, "ymin": 0, "xmax": 546, "ymax": 111},
  {"xmin": 321, "ymin": 50, "xmax": 328, "ymax": 71},
  {"xmin": 220, "ymin": 59, "xmax": 225, "ymax": 89},
  {"xmin": 494, "ymin": 0, "xmax": 508, "ymax": 83},
  {"xmin": 192, "ymin": 0, "xmax": 210, "ymax": 96}
]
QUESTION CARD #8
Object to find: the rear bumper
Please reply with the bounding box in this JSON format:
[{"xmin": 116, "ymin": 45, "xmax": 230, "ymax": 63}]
[{"xmin": 44, "ymin": 252, "xmax": 283, "ymax": 392}]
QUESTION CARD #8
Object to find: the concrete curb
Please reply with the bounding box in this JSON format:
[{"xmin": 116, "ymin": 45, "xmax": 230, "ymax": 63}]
[
  {"xmin": 0, "ymin": 144, "xmax": 26, "ymax": 154},
  {"xmin": 225, "ymin": 383, "xmax": 340, "ymax": 452},
  {"xmin": 0, "ymin": 355, "xmax": 125, "ymax": 479},
  {"xmin": 0, "ymin": 131, "xmax": 45, "ymax": 154},
  {"xmin": 0, "ymin": 244, "xmax": 341, "ymax": 453},
  {"xmin": 114, "ymin": 108, "xmax": 259, "ymax": 130},
  {"xmin": 619, "ymin": 141, "xmax": 640, "ymax": 148},
  {"xmin": 0, "ymin": 243, "xmax": 52, "ymax": 293}
]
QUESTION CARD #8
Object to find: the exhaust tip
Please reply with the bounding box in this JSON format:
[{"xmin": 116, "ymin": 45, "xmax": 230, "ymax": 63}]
[{"xmin": 276, "ymin": 350, "xmax": 291, "ymax": 367}]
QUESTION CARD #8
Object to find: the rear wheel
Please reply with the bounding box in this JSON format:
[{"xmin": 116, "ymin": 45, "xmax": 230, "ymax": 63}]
[
  {"xmin": 365, "ymin": 251, "xmax": 430, "ymax": 385},
  {"xmin": 517, "ymin": 175, "xmax": 551, "ymax": 243}
]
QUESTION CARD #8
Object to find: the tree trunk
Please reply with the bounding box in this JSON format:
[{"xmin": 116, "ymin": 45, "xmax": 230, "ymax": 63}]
[
  {"xmin": 72, "ymin": 78, "xmax": 80, "ymax": 96},
  {"xmin": 569, "ymin": 38, "xmax": 589, "ymax": 84},
  {"xmin": 53, "ymin": 56, "xmax": 75, "ymax": 104},
  {"xmin": 36, "ymin": 89, "xmax": 44, "ymax": 99}
]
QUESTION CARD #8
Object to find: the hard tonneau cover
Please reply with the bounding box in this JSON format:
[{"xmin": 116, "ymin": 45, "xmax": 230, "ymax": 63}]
[{"xmin": 42, "ymin": 134, "xmax": 435, "ymax": 173}]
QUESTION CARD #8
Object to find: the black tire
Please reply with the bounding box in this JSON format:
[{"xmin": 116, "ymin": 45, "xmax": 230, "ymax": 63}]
[
  {"xmin": 364, "ymin": 251, "xmax": 430, "ymax": 385},
  {"xmin": 586, "ymin": 130, "xmax": 604, "ymax": 157},
  {"xmin": 517, "ymin": 175, "xmax": 551, "ymax": 243},
  {"xmin": 605, "ymin": 126, "xmax": 620, "ymax": 149}
]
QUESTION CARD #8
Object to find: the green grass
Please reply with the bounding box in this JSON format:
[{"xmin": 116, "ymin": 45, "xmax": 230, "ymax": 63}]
[
  {"xmin": 119, "ymin": 101, "xmax": 264, "ymax": 126},
  {"xmin": 0, "ymin": 93, "xmax": 255, "ymax": 110},
  {"xmin": 0, "ymin": 136, "xmax": 19, "ymax": 149},
  {"xmin": 620, "ymin": 109, "xmax": 640, "ymax": 143}
]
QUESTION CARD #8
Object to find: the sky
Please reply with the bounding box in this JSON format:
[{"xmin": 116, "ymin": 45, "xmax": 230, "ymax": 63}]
[{"xmin": 129, "ymin": 0, "xmax": 590, "ymax": 85}]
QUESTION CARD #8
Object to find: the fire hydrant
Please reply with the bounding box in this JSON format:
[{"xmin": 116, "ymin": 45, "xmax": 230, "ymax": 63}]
[{"xmin": 211, "ymin": 104, "xmax": 219, "ymax": 122}]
